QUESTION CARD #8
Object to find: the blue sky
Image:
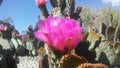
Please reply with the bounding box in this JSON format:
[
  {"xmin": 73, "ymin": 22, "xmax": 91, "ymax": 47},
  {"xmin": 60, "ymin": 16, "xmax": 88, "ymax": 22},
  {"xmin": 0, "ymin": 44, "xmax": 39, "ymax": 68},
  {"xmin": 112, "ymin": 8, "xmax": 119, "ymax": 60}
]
[{"xmin": 0, "ymin": 0, "xmax": 120, "ymax": 34}]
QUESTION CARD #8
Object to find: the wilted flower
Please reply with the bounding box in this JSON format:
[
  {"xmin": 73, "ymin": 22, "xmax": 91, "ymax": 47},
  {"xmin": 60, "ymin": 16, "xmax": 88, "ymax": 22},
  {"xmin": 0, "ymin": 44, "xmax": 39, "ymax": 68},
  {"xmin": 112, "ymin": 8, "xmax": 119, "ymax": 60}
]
[
  {"xmin": 0, "ymin": 24, "xmax": 7, "ymax": 31},
  {"xmin": 34, "ymin": 16, "xmax": 83, "ymax": 54},
  {"xmin": 35, "ymin": 0, "xmax": 47, "ymax": 6}
]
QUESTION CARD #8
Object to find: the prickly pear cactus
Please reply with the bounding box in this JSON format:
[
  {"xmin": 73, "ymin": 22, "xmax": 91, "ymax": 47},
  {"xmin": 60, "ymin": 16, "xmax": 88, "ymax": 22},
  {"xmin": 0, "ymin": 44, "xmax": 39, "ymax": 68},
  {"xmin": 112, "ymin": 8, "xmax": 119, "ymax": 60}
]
[
  {"xmin": 95, "ymin": 41, "xmax": 120, "ymax": 68},
  {"xmin": 87, "ymin": 30, "xmax": 101, "ymax": 50},
  {"xmin": 17, "ymin": 56, "xmax": 39, "ymax": 68},
  {"xmin": 58, "ymin": 53, "xmax": 87, "ymax": 68},
  {"xmin": 65, "ymin": 0, "xmax": 75, "ymax": 16},
  {"xmin": 112, "ymin": 41, "xmax": 120, "ymax": 67},
  {"xmin": 87, "ymin": 31, "xmax": 96, "ymax": 42},
  {"xmin": 86, "ymin": 24, "xmax": 120, "ymax": 67},
  {"xmin": 77, "ymin": 63, "xmax": 108, "ymax": 68},
  {"xmin": 39, "ymin": 5, "xmax": 49, "ymax": 18},
  {"xmin": 114, "ymin": 41, "xmax": 120, "ymax": 54},
  {"xmin": 50, "ymin": 7, "xmax": 62, "ymax": 17},
  {"xmin": 105, "ymin": 26, "xmax": 115, "ymax": 41},
  {"xmin": 39, "ymin": 0, "xmax": 80, "ymax": 20},
  {"xmin": 0, "ymin": 37, "xmax": 11, "ymax": 49},
  {"xmin": 0, "ymin": 31, "xmax": 11, "ymax": 50},
  {"xmin": 95, "ymin": 41, "xmax": 118, "ymax": 67}
]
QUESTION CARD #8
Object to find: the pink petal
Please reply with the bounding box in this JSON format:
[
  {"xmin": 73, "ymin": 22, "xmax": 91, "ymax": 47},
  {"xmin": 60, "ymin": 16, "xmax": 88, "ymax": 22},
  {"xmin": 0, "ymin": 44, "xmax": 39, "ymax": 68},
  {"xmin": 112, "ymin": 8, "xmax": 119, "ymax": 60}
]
[{"xmin": 34, "ymin": 30, "xmax": 49, "ymax": 43}]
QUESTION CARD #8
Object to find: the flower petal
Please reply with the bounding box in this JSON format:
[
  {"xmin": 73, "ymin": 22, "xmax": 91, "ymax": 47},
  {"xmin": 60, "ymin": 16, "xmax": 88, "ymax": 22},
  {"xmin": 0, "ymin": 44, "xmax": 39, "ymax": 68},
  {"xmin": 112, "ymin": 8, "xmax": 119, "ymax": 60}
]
[{"xmin": 34, "ymin": 30, "xmax": 49, "ymax": 43}]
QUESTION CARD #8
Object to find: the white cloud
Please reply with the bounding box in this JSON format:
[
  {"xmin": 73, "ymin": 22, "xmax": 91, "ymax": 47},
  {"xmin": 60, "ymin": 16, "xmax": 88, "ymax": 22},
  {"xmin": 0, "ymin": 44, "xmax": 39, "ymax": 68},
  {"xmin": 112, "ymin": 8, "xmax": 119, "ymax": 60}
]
[{"xmin": 102, "ymin": 0, "xmax": 120, "ymax": 7}]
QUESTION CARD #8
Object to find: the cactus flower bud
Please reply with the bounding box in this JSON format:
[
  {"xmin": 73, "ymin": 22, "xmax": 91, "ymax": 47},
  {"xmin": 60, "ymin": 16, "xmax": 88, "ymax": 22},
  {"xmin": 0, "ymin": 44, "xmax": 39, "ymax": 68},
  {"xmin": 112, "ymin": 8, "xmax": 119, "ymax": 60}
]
[
  {"xmin": 35, "ymin": 0, "xmax": 47, "ymax": 6},
  {"xmin": 0, "ymin": 24, "xmax": 7, "ymax": 31}
]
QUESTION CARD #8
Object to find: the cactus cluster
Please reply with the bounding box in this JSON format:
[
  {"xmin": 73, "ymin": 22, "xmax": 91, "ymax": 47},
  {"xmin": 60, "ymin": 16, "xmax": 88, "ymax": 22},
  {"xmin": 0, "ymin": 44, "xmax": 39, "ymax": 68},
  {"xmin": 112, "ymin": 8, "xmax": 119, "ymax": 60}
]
[
  {"xmin": 2, "ymin": 0, "xmax": 120, "ymax": 68},
  {"xmin": 76, "ymin": 26, "xmax": 120, "ymax": 68},
  {"xmin": 37, "ymin": 0, "xmax": 120, "ymax": 68},
  {"xmin": 39, "ymin": 0, "xmax": 82, "ymax": 22},
  {"xmin": 95, "ymin": 41, "xmax": 118, "ymax": 67}
]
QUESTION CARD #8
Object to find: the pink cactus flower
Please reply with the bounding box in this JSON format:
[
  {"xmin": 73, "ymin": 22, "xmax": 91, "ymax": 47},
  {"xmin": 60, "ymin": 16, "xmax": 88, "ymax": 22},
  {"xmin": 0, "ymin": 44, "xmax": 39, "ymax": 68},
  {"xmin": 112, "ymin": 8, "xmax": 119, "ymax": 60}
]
[
  {"xmin": 34, "ymin": 16, "xmax": 83, "ymax": 54},
  {"xmin": 16, "ymin": 34, "xmax": 22, "ymax": 37},
  {"xmin": 0, "ymin": 24, "xmax": 7, "ymax": 31},
  {"xmin": 35, "ymin": 0, "xmax": 47, "ymax": 6}
]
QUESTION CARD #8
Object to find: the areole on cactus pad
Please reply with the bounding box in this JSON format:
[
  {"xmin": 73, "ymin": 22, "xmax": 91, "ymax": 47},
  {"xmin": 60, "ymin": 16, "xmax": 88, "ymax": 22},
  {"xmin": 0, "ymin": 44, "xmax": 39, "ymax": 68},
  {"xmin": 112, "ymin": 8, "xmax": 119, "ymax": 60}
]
[{"xmin": 34, "ymin": 16, "xmax": 83, "ymax": 54}]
